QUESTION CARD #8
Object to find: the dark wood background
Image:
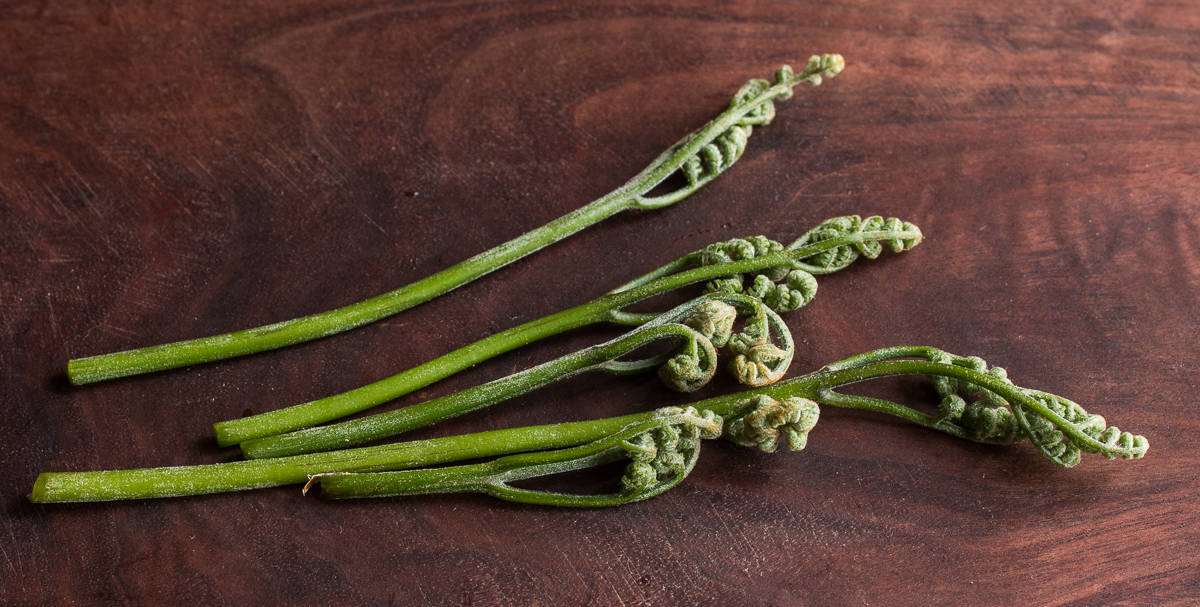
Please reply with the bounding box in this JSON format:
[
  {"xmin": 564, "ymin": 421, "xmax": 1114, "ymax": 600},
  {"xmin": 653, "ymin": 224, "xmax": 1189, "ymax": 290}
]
[{"xmin": 2, "ymin": 1, "xmax": 1197, "ymax": 605}]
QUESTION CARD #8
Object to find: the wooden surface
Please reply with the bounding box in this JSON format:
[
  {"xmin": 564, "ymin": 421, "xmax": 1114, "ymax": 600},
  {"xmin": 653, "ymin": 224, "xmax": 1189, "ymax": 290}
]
[{"xmin": 3, "ymin": 1, "xmax": 1198, "ymax": 604}]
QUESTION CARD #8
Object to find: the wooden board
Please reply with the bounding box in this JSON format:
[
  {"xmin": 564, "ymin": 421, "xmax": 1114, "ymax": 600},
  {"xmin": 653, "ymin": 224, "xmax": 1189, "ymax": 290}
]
[{"xmin": 2, "ymin": 1, "xmax": 1197, "ymax": 604}]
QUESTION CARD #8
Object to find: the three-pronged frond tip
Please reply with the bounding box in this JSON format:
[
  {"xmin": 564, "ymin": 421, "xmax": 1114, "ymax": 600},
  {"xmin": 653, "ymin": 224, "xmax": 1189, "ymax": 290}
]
[
  {"xmin": 800, "ymin": 54, "xmax": 846, "ymax": 87},
  {"xmin": 728, "ymin": 54, "xmax": 846, "ymax": 125},
  {"xmin": 766, "ymin": 54, "xmax": 845, "ymax": 101}
]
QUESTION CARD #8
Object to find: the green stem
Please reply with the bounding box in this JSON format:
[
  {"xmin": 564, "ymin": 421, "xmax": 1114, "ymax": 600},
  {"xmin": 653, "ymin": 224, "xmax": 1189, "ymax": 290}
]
[
  {"xmin": 30, "ymin": 414, "xmax": 646, "ymax": 503},
  {"xmin": 27, "ymin": 352, "xmax": 991, "ymax": 503},
  {"xmin": 315, "ymin": 408, "xmax": 715, "ymax": 506},
  {"xmin": 67, "ymin": 60, "xmax": 839, "ymax": 386},
  {"xmin": 239, "ymin": 316, "xmax": 713, "ymax": 458},
  {"xmin": 213, "ymin": 227, "xmax": 917, "ymax": 445},
  {"xmin": 211, "ymin": 303, "xmax": 603, "ymax": 446},
  {"xmin": 317, "ymin": 422, "xmax": 650, "ymax": 506},
  {"xmin": 66, "ymin": 195, "xmax": 628, "ymax": 385},
  {"xmin": 30, "ymin": 346, "xmax": 1146, "ymax": 504}
]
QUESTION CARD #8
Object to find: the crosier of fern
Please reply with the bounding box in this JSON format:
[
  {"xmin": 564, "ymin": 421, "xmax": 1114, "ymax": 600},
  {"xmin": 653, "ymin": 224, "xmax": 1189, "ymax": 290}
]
[
  {"xmin": 814, "ymin": 347, "xmax": 1150, "ymax": 466},
  {"xmin": 315, "ymin": 347, "xmax": 1149, "ymax": 504},
  {"xmin": 65, "ymin": 54, "xmax": 846, "ymax": 386},
  {"xmin": 28, "ymin": 346, "xmax": 1146, "ymax": 504},
  {"xmin": 214, "ymin": 213, "xmax": 921, "ymax": 447},
  {"xmin": 314, "ymin": 407, "xmax": 724, "ymax": 507},
  {"xmin": 238, "ymin": 293, "xmax": 792, "ymax": 459}
]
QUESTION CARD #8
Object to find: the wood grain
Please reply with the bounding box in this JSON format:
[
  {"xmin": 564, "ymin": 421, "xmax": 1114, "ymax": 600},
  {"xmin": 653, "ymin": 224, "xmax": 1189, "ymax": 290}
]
[{"xmin": 2, "ymin": 1, "xmax": 1198, "ymax": 604}]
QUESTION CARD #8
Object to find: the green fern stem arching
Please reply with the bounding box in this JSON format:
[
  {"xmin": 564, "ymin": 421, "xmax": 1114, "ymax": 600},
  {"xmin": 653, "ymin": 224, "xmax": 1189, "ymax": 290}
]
[
  {"xmin": 30, "ymin": 345, "xmax": 1146, "ymax": 504},
  {"xmin": 66, "ymin": 55, "xmax": 847, "ymax": 385},
  {"xmin": 213, "ymin": 214, "xmax": 921, "ymax": 447}
]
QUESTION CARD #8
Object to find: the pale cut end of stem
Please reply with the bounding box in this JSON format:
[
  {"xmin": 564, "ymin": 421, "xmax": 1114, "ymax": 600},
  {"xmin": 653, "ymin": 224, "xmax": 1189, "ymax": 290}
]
[{"xmin": 29, "ymin": 473, "xmax": 51, "ymax": 503}]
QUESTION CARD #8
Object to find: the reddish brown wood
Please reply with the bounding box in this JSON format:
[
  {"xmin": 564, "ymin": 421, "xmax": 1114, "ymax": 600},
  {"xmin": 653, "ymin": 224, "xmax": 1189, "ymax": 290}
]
[{"xmin": 2, "ymin": 1, "xmax": 1198, "ymax": 604}]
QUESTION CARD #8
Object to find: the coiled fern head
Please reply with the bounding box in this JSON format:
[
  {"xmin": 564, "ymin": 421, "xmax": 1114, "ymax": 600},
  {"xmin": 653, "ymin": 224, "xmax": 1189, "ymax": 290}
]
[
  {"xmin": 926, "ymin": 350, "xmax": 1149, "ymax": 467},
  {"xmin": 724, "ymin": 395, "xmax": 820, "ymax": 453},
  {"xmin": 620, "ymin": 407, "xmax": 722, "ymax": 497},
  {"xmin": 696, "ymin": 215, "xmax": 921, "ymax": 314},
  {"xmin": 676, "ymin": 56, "xmax": 845, "ymax": 192}
]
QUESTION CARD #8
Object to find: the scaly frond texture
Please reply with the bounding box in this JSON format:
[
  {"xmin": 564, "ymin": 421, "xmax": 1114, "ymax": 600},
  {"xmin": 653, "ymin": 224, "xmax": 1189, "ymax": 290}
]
[
  {"xmin": 314, "ymin": 407, "xmax": 724, "ymax": 507},
  {"xmin": 724, "ymin": 395, "xmax": 820, "ymax": 453},
  {"xmin": 66, "ymin": 56, "xmax": 846, "ymax": 384},
  {"xmin": 817, "ymin": 346, "xmax": 1149, "ymax": 467},
  {"xmin": 30, "ymin": 346, "xmax": 1148, "ymax": 504},
  {"xmin": 697, "ymin": 215, "xmax": 921, "ymax": 313},
  {"xmin": 215, "ymin": 210, "xmax": 916, "ymax": 447}
]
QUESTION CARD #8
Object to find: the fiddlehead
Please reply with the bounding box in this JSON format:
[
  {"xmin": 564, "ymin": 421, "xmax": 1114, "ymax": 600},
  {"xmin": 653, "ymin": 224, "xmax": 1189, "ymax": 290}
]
[
  {"xmin": 724, "ymin": 395, "xmax": 820, "ymax": 453},
  {"xmin": 814, "ymin": 346, "xmax": 1149, "ymax": 467},
  {"xmin": 680, "ymin": 299, "xmax": 738, "ymax": 348},
  {"xmin": 656, "ymin": 335, "xmax": 719, "ymax": 393},
  {"xmin": 790, "ymin": 215, "xmax": 923, "ymax": 274},
  {"xmin": 691, "ymin": 215, "xmax": 917, "ymax": 314},
  {"xmin": 619, "ymin": 406, "xmax": 724, "ymax": 496},
  {"xmin": 600, "ymin": 300, "xmax": 725, "ymax": 393},
  {"xmin": 745, "ymin": 271, "xmax": 820, "ymax": 313},
  {"xmin": 927, "ymin": 352, "xmax": 1021, "ymax": 443},
  {"xmin": 34, "ymin": 344, "xmax": 1149, "ymax": 504},
  {"xmin": 1012, "ymin": 390, "xmax": 1148, "ymax": 466},
  {"xmin": 697, "ymin": 236, "xmax": 820, "ymax": 313},
  {"xmin": 680, "ymin": 125, "xmax": 753, "ymax": 188},
  {"xmin": 314, "ymin": 406, "xmax": 724, "ymax": 507},
  {"xmin": 627, "ymin": 295, "xmax": 794, "ymax": 390},
  {"xmin": 635, "ymin": 55, "xmax": 844, "ymax": 209},
  {"xmin": 723, "ymin": 296, "xmax": 794, "ymax": 386},
  {"xmin": 699, "ymin": 235, "xmax": 789, "ymax": 281},
  {"xmin": 608, "ymin": 213, "xmax": 922, "ymax": 324},
  {"xmin": 71, "ymin": 56, "xmax": 847, "ymax": 385},
  {"xmin": 681, "ymin": 56, "xmax": 845, "ymax": 187}
]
